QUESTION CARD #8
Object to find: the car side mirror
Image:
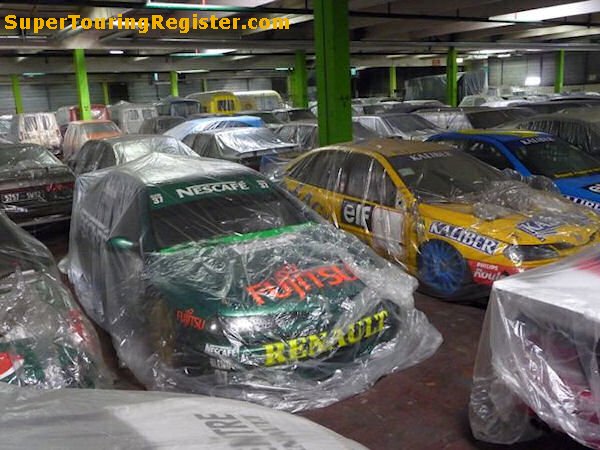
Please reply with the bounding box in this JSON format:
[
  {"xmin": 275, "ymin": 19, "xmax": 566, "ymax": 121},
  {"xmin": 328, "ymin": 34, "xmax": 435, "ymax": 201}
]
[{"xmin": 107, "ymin": 236, "xmax": 138, "ymax": 251}]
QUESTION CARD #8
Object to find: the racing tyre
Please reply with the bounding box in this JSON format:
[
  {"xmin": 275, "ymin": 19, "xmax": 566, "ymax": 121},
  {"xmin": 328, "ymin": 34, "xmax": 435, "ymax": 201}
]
[{"xmin": 417, "ymin": 239, "xmax": 471, "ymax": 300}]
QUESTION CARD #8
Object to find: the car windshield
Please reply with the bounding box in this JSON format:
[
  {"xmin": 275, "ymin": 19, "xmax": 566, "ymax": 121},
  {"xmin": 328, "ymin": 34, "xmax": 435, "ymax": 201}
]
[
  {"xmin": 288, "ymin": 110, "xmax": 315, "ymax": 121},
  {"xmin": 506, "ymin": 137, "xmax": 600, "ymax": 179},
  {"xmin": 171, "ymin": 102, "xmax": 199, "ymax": 117},
  {"xmin": 0, "ymin": 145, "xmax": 61, "ymax": 171},
  {"xmin": 82, "ymin": 122, "xmax": 119, "ymax": 134},
  {"xmin": 150, "ymin": 178, "xmax": 313, "ymax": 249},
  {"xmin": 384, "ymin": 115, "xmax": 437, "ymax": 133},
  {"xmin": 388, "ymin": 150, "xmax": 504, "ymax": 201}
]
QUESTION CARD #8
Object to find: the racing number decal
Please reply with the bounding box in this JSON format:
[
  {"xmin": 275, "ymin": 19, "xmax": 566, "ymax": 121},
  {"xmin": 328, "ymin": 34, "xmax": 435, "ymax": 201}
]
[{"xmin": 341, "ymin": 200, "xmax": 373, "ymax": 229}]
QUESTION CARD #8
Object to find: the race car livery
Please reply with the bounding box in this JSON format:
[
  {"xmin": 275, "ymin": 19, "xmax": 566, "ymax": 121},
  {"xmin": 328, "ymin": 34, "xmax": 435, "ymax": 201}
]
[
  {"xmin": 429, "ymin": 130, "xmax": 600, "ymax": 212},
  {"xmin": 283, "ymin": 138, "xmax": 600, "ymax": 300},
  {"xmin": 64, "ymin": 152, "xmax": 441, "ymax": 411}
]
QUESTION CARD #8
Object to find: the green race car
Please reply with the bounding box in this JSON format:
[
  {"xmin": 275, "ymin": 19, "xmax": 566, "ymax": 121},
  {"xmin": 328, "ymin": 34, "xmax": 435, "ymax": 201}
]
[
  {"xmin": 64, "ymin": 153, "xmax": 440, "ymax": 410},
  {"xmin": 0, "ymin": 212, "xmax": 108, "ymax": 388}
]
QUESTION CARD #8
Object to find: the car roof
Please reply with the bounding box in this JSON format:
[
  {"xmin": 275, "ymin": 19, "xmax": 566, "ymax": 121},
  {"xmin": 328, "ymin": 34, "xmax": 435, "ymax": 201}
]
[
  {"xmin": 327, "ymin": 138, "xmax": 453, "ymax": 158},
  {"xmin": 440, "ymin": 129, "xmax": 550, "ymax": 143},
  {"xmin": 100, "ymin": 134, "xmax": 174, "ymax": 145},
  {"xmin": 88, "ymin": 153, "xmax": 255, "ymax": 189}
]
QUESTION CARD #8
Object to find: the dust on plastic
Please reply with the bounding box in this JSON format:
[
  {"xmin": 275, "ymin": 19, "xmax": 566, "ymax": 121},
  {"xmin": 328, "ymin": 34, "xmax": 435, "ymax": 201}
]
[
  {"xmin": 71, "ymin": 134, "xmax": 198, "ymax": 175},
  {"xmin": 62, "ymin": 152, "xmax": 441, "ymax": 411},
  {"xmin": 0, "ymin": 212, "xmax": 108, "ymax": 388},
  {"xmin": 469, "ymin": 245, "xmax": 600, "ymax": 448},
  {"xmin": 281, "ymin": 138, "xmax": 600, "ymax": 300}
]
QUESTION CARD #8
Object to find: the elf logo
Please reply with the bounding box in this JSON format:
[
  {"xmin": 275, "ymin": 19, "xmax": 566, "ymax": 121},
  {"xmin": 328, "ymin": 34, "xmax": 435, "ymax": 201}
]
[
  {"xmin": 342, "ymin": 200, "xmax": 372, "ymax": 229},
  {"xmin": 586, "ymin": 183, "xmax": 600, "ymax": 194},
  {"xmin": 0, "ymin": 352, "xmax": 24, "ymax": 380}
]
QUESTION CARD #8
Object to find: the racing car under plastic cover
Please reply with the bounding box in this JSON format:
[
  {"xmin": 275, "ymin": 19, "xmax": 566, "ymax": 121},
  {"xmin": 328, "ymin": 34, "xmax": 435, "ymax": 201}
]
[
  {"xmin": 282, "ymin": 138, "xmax": 600, "ymax": 300},
  {"xmin": 0, "ymin": 212, "xmax": 108, "ymax": 388},
  {"xmin": 62, "ymin": 153, "xmax": 441, "ymax": 411},
  {"xmin": 470, "ymin": 245, "xmax": 600, "ymax": 449}
]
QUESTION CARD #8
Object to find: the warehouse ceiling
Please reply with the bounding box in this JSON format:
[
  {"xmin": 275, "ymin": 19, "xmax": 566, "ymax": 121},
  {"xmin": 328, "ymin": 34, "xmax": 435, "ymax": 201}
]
[{"xmin": 0, "ymin": 0, "xmax": 600, "ymax": 74}]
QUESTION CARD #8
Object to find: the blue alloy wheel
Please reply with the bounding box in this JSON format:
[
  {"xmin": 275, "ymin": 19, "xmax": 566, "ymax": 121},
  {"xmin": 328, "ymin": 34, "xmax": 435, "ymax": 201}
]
[{"xmin": 417, "ymin": 240, "xmax": 469, "ymax": 298}]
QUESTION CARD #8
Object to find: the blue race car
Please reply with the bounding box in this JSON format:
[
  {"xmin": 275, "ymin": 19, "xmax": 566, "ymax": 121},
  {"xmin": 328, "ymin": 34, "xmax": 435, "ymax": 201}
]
[{"xmin": 429, "ymin": 130, "xmax": 600, "ymax": 212}]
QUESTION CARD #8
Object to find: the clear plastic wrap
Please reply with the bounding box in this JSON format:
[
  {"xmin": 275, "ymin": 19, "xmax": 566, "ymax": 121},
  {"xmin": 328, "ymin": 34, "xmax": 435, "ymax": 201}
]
[
  {"xmin": 404, "ymin": 70, "xmax": 487, "ymax": 103},
  {"xmin": 352, "ymin": 114, "xmax": 440, "ymax": 140},
  {"xmin": 155, "ymin": 96, "xmax": 201, "ymax": 118},
  {"xmin": 108, "ymin": 102, "xmax": 158, "ymax": 134},
  {"xmin": 139, "ymin": 116, "xmax": 186, "ymax": 135},
  {"xmin": 183, "ymin": 127, "xmax": 298, "ymax": 169},
  {"xmin": 62, "ymin": 120, "xmax": 121, "ymax": 161},
  {"xmin": 0, "ymin": 212, "xmax": 109, "ymax": 388},
  {"xmin": 0, "ymin": 384, "xmax": 365, "ymax": 449},
  {"xmin": 281, "ymin": 139, "xmax": 600, "ymax": 300},
  {"xmin": 62, "ymin": 152, "xmax": 442, "ymax": 411},
  {"xmin": 8, "ymin": 113, "xmax": 62, "ymax": 152},
  {"xmin": 71, "ymin": 134, "xmax": 198, "ymax": 175},
  {"xmin": 415, "ymin": 108, "xmax": 474, "ymax": 130},
  {"xmin": 274, "ymin": 122, "xmax": 378, "ymax": 152},
  {"xmin": 509, "ymin": 114, "xmax": 600, "ymax": 156},
  {"xmin": 0, "ymin": 144, "xmax": 74, "ymax": 227},
  {"xmin": 469, "ymin": 245, "xmax": 600, "ymax": 448},
  {"xmin": 164, "ymin": 115, "xmax": 265, "ymax": 141}
]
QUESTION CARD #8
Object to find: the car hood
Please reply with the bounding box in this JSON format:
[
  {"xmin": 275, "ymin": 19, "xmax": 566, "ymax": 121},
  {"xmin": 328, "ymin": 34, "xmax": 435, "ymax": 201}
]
[
  {"xmin": 144, "ymin": 223, "xmax": 416, "ymax": 316},
  {"xmin": 418, "ymin": 180, "xmax": 600, "ymax": 246},
  {"xmin": 554, "ymin": 174, "xmax": 600, "ymax": 205}
]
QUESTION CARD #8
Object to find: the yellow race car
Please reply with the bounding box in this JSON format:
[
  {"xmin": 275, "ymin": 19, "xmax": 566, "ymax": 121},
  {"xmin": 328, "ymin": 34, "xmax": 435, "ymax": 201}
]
[{"xmin": 283, "ymin": 138, "xmax": 600, "ymax": 299}]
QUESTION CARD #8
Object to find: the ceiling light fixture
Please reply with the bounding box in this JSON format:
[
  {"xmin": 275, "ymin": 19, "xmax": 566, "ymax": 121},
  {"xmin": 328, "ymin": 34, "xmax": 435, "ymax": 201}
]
[
  {"xmin": 490, "ymin": 0, "xmax": 600, "ymax": 22},
  {"xmin": 109, "ymin": 50, "xmax": 124, "ymax": 55}
]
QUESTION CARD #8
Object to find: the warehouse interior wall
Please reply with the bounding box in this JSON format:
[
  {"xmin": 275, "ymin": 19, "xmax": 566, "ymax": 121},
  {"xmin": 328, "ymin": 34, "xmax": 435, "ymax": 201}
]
[{"xmin": 0, "ymin": 73, "xmax": 287, "ymax": 114}]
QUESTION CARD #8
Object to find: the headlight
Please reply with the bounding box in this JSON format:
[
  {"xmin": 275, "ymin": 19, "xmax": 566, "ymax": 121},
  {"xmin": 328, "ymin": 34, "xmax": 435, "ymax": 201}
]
[{"xmin": 504, "ymin": 245, "xmax": 559, "ymax": 264}]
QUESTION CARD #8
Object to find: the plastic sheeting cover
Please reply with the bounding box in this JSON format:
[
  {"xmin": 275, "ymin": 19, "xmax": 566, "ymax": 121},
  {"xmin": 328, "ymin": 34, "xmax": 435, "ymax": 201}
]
[
  {"xmin": 165, "ymin": 116, "xmax": 265, "ymax": 141},
  {"xmin": 62, "ymin": 152, "xmax": 441, "ymax": 411},
  {"xmin": 353, "ymin": 114, "xmax": 440, "ymax": 140},
  {"xmin": 71, "ymin": 134, "xmax": 198, "ymax": 175},
  {"xmin": 139, "ymin": 116, "xmax": 186, "ymax": 135},
  {"xmin": 8, "ymin": 113, "xmax": 61, "ymax": 150},
  {"xmin": 508, "ymin": 114, "xmax": 600, "ymax": 156},
  {"xmin": 469, "ymin": 245, "xmax": 600, "ymax": 448},
  {"xmin": 0, "ymin": 213, "xmax": 108, "ymax": 388},
  {"xmin": 195, "ymin": 127, "xmax": 296, "ymax": 157},
  {"xmin": 282, "ymin": 139, "xmax": 600, "ymax": 300},
  {"xmin": 62, "ymin": 120, "xmax": 121, "ymax": 161},
  {"xmin": 0, "ymin": 384, "xmax": 366, "ymax": 449}
]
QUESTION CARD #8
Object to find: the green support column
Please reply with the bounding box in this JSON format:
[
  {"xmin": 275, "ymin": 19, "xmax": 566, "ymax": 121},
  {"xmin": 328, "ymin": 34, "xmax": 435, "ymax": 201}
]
[
  {"xmin": 170, "ymin": 71, "xmax": 179, "ymax": 97},
  {"xmin": 291, "ymin": 50, "xmax": 308, "ymax": 108},
  {"xmin": 102, "ymin": 81, "xmax": 110, "ymax": 105},
  {"xmin": 286, "ymin": 73, "xmax": 293, "ymax": 104},
  {"xmin": 314, "ymin": 0, "xmax": 352, "ymax": 145},
  {"xmin": 555, "ymin": 50, "xmax": 565, "ymax": 94},
  {"xmin": 446, "ymin": 47, "xmax": 458, "ymax": 107},
  {"xmin": 10, "ymin": 75, "xmax": 23, "ymax": 114},
  {"xmin": 389, "ymin": 66, "xmax": 397, "ymax": 98},
  {"xmin": 73, "ymin": 49, "xmax": 92, "ymax": 120}
]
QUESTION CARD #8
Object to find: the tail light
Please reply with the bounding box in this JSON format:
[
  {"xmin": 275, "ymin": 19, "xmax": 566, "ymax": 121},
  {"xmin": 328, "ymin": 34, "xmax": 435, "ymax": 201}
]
[{"xmin": 45, "ymin": 182, "xmax": 74, "ymax": 193}]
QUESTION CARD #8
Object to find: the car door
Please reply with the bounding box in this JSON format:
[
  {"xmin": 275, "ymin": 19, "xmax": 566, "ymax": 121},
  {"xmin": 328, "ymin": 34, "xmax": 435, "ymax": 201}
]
[
  {"xmin": 284, "ymin": 149, "xmax": 346, "ymax": 221},
  {"xmin": 338, "ymin": 153, "xmax": 406, "ymax": 261}
]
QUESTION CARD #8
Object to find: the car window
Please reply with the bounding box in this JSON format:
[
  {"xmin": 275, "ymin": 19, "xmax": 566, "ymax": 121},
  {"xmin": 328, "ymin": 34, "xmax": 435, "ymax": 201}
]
[
  {"xmin": 461, "ymin": 140, "xmax": 513, "ymax": 171},
  {"xmin": 128, "ymin": 110, "xmax": 140, "ymax": 121},
  {"xmin": 142, "ymin": 109, "xmax": 155, "ymax": 120},
  {"xmin": 343, "ymin": 153, "xmax": 396, "ymax": 206}
]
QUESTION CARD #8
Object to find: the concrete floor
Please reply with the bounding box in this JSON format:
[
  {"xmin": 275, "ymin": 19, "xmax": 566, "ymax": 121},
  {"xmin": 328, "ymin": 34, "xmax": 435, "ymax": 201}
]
[{"xmin": 39, "ymin": 229, "xmax": 586, "ymax": 450}]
